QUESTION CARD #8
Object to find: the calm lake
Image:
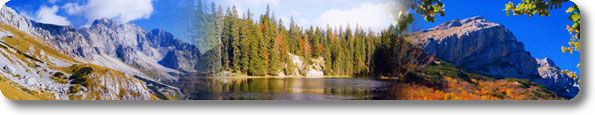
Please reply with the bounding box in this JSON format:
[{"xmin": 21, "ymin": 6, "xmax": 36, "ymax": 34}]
[{"xmin": 188, "ymin": 77, "xmax": 400, "ymax": 100}]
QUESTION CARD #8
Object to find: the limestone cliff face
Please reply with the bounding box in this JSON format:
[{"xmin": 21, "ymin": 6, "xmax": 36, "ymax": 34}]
[
  {"xmin": 285, "ymin": 53, "xmax": 324, "ymax": 77},
  {"xmin": 407, "ymin": 16, "xmax": 579, "ymax": 98},
  {"xmin": 2, "ymin": 6, "xmax": 201, "ymax": 81},
  {"xmin": 535, "ymin": 58, "xmax": 580, "ymax": 98},
  {"xmin": 75, "ymin": 19, "xmax": 202, "ymax": 80},
  {"xmin": 0, "ymin": 20, "xmax": 152, "ymax": 100},
  {"xmin": 1, "ymin": 6, "xmax": 184, "ymax": 100},
  {"xmin": 407, "ymin": 16, "xmax": 538, "ymax": 78}
]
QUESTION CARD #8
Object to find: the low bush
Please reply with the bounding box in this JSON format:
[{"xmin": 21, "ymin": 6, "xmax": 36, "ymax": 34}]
[
  {"xmin": 51, "ymin": 72, "xmax": 68, "ymax": 84},
  {"xmin": 53, "ymin": 72, "xmax": 64, "ymax": 77},
  {"xmin": 68, "ymin": 67, "xmax": 93, "ymax": 93}
]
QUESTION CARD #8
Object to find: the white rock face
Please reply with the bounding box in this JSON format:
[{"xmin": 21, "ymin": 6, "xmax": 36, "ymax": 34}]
[
  {"xmin": 1, "ymin": 6, "xmax": 200, "ymax": 81},
  {"xmin": 306, "ymin": 57, "xmax": 325, "ymax": 77},
  {"xmin": 407, "ymin": 16, "xmax": 579, "ymax": 98},
  {"xmin": 0, "ymin": 6, "xmax": 183, "ymax": 100},
  {"xmin": 25, "ymin": 77, "xmax": 38, "ymax": 85},
  {"xmin": 288, "ymin": 53, "xmax": 325, "ymax": 77},
  {"xmin": 535, "ymin": 58, "xmax": 580, "ymax": 98},
  {"xmin": 408, "ymin": 16, "xmax": 538, "ymax": 78},
  {"xmin": 0, "ymin": 31, "xmax": 12, "ymax": 38},
  {"xmin": 306, "ymin": 69, "xmax": 324, "ymax": 77},
  {"xmin": 0, "ymin": 7, "xmax": 36, "ymax": 35},
  {"xmin": 2, "ymin": 65, "xmax": 14, "ymax": 73}
]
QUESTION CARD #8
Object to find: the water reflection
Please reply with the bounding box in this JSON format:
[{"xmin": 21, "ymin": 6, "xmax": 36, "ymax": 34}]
[{"xmin": 190, "ymin": 77, "xmax": 398, "ymax": 100}]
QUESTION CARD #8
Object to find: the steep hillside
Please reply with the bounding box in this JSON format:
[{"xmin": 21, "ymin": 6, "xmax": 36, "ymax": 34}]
[
  {"xmin": 1, "ymin": 6, "xmax": 202, "ymax": 82},
  {"xmin": 390, "ymin": 59, "xmax": 562, "ymax": 100},
  {"xmin": 0, "ymin": 22, "xmax": 176, "ymax": 100},
  {"xmin": 1, "ymin": 6, "xmax": 185, "ymax": 100},
  {"xmin": 405, "ymin": 16, "xmax": 579, "ymax": 98}
]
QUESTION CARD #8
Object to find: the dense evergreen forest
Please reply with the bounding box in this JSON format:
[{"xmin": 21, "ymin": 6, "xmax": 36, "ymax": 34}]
[{"xmin": 189, "ymin": 1, "xmax": 433, "ymax": 77}]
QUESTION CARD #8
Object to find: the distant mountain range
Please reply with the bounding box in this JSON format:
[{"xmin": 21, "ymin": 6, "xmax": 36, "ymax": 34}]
[
  {"xmin": 0, "ymin": 6, "xmax": 579, "ymax": 100},
  {"xmin": 1, "ymin": 6, "xmax": 186, "ymax": 100}
]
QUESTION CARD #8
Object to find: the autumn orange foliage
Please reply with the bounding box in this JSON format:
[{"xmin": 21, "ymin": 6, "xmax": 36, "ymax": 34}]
[
  {"xmin": 394, "ymin": 76, "xmax": 561, "ymax": 100},
  {"xmin": 275, "ymin": 34, "xmax": 284, "ymax": 48},
  {"xmin": 298, "ymin": 37, "xmax": 306, "ymax": 54}
]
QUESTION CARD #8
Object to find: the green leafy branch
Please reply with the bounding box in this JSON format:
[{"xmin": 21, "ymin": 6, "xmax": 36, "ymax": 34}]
[
  {"xmin": 504, "ymin": 0, "xmax": 580, "ymax": 82},
  {"xmin": 395, "ymin": 0, "xmax": 446, "ymax": 32}
]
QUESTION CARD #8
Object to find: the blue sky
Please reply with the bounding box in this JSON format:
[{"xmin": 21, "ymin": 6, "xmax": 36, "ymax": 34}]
[
  {"xmin": 5, "ymin": 0, "xmax": 187, "ymax": 42},
  {"xmin": 3, "ymin": 0, "xmax": 580, "ymax": 73},
  {"xmin": 422, "ymin": 0, "xmax": 580, "ymax": 74}
]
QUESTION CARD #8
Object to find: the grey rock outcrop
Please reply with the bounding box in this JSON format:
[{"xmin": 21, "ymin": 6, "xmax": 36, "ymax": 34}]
[
  {"xmin": 407, "ymin": 16, "xmax": 579, "ymax": 98},
  {"xmin": 535, "ymin": 58, "xmax": 580, "ymax": 98},
  {"xmin": 1, "ymin": 6, "xmax": 186, "ymax": 99},
  {"xmin": 73, "ymin": 18, "xmax": 202, "ymax": 80},
  {"xmin": 2, "ymin": 6, "xmax": 201, "ymax": 81}
]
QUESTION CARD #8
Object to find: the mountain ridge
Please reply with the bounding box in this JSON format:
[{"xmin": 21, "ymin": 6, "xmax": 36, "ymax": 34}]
[
  {"xmin": 2, "ymin": 6, "xmax": 203, "ymax": 81},
  {"xmin": 1, "ymin": 6, "xmax": 185, "ymax": 100},
  {"xmin": 406, "ymin": 16, "xmax": 579, "ymax": 98}
]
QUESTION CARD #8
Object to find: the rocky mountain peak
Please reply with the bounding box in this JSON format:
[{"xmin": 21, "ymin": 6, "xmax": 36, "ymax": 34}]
[
  {"xmin": 32, "ymin": 21, "xmax": 77, "ymax": 35},
  {"xmin": 537, "ymin": 57, "xmax": 557, "ymax": 67},
  {"xmin": 1, "ymin": 6, "xmax": 202, "ymax": 81},
  {"xmin": 431, "ymin": 16, "xmax": 491, "ymax": 31},
  {"xmin": 460, "ymin": 16, "xmax": 486, "ymax": 23},
  {"xmin": 91, "ymin": 18, "xmax": 119, "ymax": 28},
  {"xmin": 409, "ymin": 16, "xmax": 508, "ymax": 45},
  {"xmin": 0, "ymin": 7, "xmax": 37, "ymax": 35},
  {"xmin": 407, "ymin": 16, "xmax": 579, "ymax": 98},
  {"xmin": 0, "ymin": 6, "xmax": 16, "ymax": 16}
]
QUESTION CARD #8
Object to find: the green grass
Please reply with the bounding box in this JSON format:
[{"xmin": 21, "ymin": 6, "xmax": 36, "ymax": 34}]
[
  {"xmin": 421, "ymin": 59, "xmax": 494, "ymax": 82},
  {"xmin": 505, "ymin": 78, "xmax": 539, "ymax": 88},
  {"xmin": 505, "ymin": 78, "xmax": 559, "ymax": 98}
]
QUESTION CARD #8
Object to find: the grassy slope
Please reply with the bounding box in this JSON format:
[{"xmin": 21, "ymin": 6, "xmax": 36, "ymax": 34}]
[
  {"xmin": 0, "ymin": 23, "xmax": 79, "ymax": 64},
  {"xmin": 0, "ymin": 23, "xmax": 66, "ymax": 100},
  {"xmin": 0, "ymin": 23, "xmax": 171, "ymax": 100},
  {"xmin": 390, "ymin": 59, "xmax": 562, "ymax": 100},
  {"xmin": 0, "ymin": 74, "xmax": 55, "ymax": 100},
  {"xmin": 0, "ymin": 74, "xmax": 39, "ymax": 100}
]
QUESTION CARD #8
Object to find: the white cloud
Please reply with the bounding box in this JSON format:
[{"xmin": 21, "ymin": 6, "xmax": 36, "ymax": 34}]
[
  {"xmin": 63, "ymin": 0, "xmax": 154, "ymax": 25},
  {"xmin": 315, "ymin": 2, "xmax": 392, "ymax": 32},
  {"xmin": 33, "ymin": 5, "xmax": 71, "ymax": 26}
]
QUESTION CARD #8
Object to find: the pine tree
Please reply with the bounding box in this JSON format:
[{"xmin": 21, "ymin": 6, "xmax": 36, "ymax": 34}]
[
  {"xmin": 239, "ymin": 12, "xmax": 251, "ymax": 74},
  {"xmin": 278, "ymin": 19, "xmax": 291, "ymax": 75},
  {"xmin": 323, "ymin": 25, "xmax": 333, "ymax": 75},
  {"xmin": 205, "ymin": 2, "xmax": 435, "ymax": 77},
  {"xmin": 214, "ymin": 4, "xmax": 225, "ymax": 71},
  {"xmin": 229, "ymin": 6, "xmax": 241, "ymax": 72}
]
